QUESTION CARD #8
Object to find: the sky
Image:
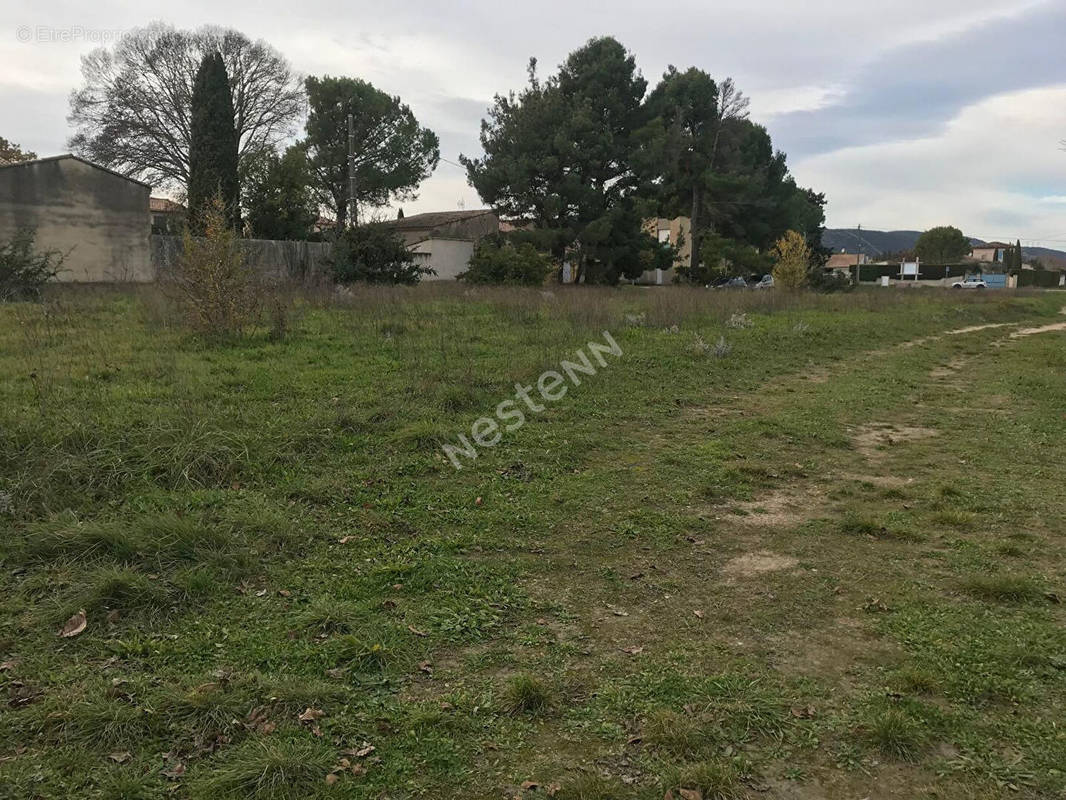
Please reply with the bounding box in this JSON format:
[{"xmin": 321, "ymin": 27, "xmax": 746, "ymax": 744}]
[{"xmin": 3, "ymin": 0, "xmax": 1066, "ymax": 247}]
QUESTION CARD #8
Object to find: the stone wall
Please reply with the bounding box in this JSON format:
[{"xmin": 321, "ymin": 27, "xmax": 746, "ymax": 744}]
[{"xmin": 151, "ymin": 236, "xmax": 333, "ymax": 282}]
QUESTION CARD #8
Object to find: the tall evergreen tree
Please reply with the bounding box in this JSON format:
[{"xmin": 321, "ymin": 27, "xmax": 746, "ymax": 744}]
[
  {"xmin": 464, "ymin": 37, "xmax": 649, "ymax": 283},
  {"xmin": 1015, "ymin": 239, "xmax": 1024, "ymax": 269},
  {"xmin": 188, "ymin": 51, "xmax": 240, "ymax": 231}
]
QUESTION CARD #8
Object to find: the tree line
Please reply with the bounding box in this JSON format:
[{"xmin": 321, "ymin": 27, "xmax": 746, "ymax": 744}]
[
  {"xmin": 461, "ymin": 38, "xmax": 825, "ymax": 284},
  {"xmin": 66, "ymin": 23, "xmax": 439, "ymax": 240},
  {"xmin": 60, "ymin": 24, "xmax": 825, "ymax": 285}
]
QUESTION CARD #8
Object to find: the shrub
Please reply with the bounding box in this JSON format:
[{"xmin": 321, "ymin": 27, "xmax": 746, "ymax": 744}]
[
  {"xmin": 329, "ymin": 223, "xmax": 433, "ymax": 285},
  {"xmin": 164, "ymin": 194, "xmax": 262, "ymax": 338},
  {"xmin": 0, "ymin": 228, "xmax": 65, "ymax": 301},
  {"xmin": 770, "ymin": 230, "xmax": 810, "ymax": 291},
  {"xmin": 459, "ymin": 236, "xmax": 553, "ymax": 285}
]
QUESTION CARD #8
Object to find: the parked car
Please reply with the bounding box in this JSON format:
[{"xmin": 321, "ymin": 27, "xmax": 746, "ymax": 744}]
[
  {"xmin": 951, "ymin": 277, "xmax": 987, "ymax": 290},
  {"xmin": 710, "ymin": 276, "xmax": 751, "ymax": 289},
  {"xmin": 753, "ymin": 274, "xmax": 774, "ymax": 289}
]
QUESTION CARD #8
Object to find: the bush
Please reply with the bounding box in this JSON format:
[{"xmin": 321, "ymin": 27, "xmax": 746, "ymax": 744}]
[
  {"xmin": 0, "ymin": 228, "xmax": 65, "ymax": 301},
  {"xmin": 330, "ymin": 223, "xmax": 433, "ymax": 285},
  {"xmin": 770, "ymin": 230, "xmax": 810, "ymax": 291},
  {"xmin": 164, "ymin": 194, "xmax": 262, "ymax": 338},
  {"xmin": 458, "ymin": 236, "xmax": 553, "ymax": 285}
]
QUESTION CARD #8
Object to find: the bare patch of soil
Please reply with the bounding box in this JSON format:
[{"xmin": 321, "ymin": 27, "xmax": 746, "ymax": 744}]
[
  {"xmin": 720, "ymin": 488, "xmax": 826, "ymax": 528},
  {"xmin": 722, "ymin": 550, "xmax": 799, "ymax": 578},
  {"xmin": 770, "ymin": 616, "xmax": 900, "ymax": 682},
  {"xmin": 852, "ymin": 424, "xmax": 938, "ymax": 460},
  {"xmin": 1010, "ymin": 321, "xmax": 1066, "ymax": 338},
  {"xmin": 839, "ymin": 473, "xmax": 914, "ymax": 489}
]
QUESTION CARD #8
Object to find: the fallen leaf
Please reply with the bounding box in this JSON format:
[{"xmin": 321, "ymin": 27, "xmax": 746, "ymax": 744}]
[
  {"xmin": 407, "ymin": 625, "xmax": 427, "ymax": 637},
  {"xmin": 621, "ymin": 645, "xmax": 644, "ymax": 655},
  {"xmin": 790, "ymin": 705, "xmax": 816, "ymax": 719},
  {"xmin": 612, "ymin": 609, "xmax": 629, "ymax": 617},
  {"xmin": 162, "ymin": 762, "xmax": 185, "ymax": 780},
  {"xmin": 521, "ymin": 780, "xmax": 539, "ymax": 790},
  {"xmin": 693, "ymin": 610, "xmax": 704, "ymax": 619},
  {"xmin": 58, "ymin": 609, "xmax": 87, "ymax": 638},
  {"xmin": 325, "ymin": 773, "xmax": 339, "ymax": 785},
  {"xmin": 626, "ymin": 734, "xmax": 643, "ymax": 745},
  {"xmin": 255, "ymin": 588, "xmax": 268, "ymax": 597},
  {"xmin": 546, "ymin": 783, "xmax": 561, "ymax": 797},
  {"xmin": 342, "ymin": 741, "xmax": 375, "ymax": 758},
  {"xmin": 0, "ymin": 660, "xmax": 15, "ymax": 672},
  {"xmin": 351, "ymin": 763, "xmax": 366, "ymax": 775},
  {"xmin": 678, "ymin": 789, "xmax": 702, "ymax": 800},
  {"xmin": 298, "ymin": 707, "xmax": 325, "ymax": 723},
  {"xmin": 418, "ymin": 661, "xmax": 433, "ymax": 674},
  {"xmin": 107, "ymin": 751, "xmax": 131, "ymax": 764},
  {"xmin": 475, "ymin": 496, "xmax": 483, "ymax": 506},
  {"xmin": 338, "ymin": 536, "xmax": 356, "ymax": 544},
  {"xmin": 278, "ymin": 589, "xmax": 292, "ymax": 598}
]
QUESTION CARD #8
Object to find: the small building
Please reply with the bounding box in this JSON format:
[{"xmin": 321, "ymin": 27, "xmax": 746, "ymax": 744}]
[
  {"xmin": 637, "ymin": 217, "xmax": 692, "ymax": 284},
  {"xmin": 826, "ymin": 252, "xmax": 869, "ymax": 273},
  {"xmin": 383, "ymin": 209, "xmax": 499, "ymax": 247},
  {"xmin": 382, "ymin": 209, "xmax": 499, "ymax": 280},
  {"xmin": 150, "ymin": 197, "xmax": 185, "ymax": 235},
  {"xmin": 0, "ymin": 154, "xmax": 151, "ymax": 282},
  {"xmin": 970, "ymin": 242, "xmax": 1010, "ymax": 263}
]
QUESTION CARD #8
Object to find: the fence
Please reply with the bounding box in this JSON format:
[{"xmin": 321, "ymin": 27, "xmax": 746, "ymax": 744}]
[{"xmin": 150, "ymin": 236, "xmax": 333, "ymax": 282}]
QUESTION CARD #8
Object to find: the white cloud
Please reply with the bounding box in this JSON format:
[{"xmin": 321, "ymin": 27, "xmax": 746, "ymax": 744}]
[{"xmin": 791, "ymin": 85, "xmax": 1066, "ymax": 243}]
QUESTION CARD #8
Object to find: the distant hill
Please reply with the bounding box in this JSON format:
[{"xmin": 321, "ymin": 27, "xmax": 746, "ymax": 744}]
[{"xmin": 823, "ymin": 229, "xmax": 1066, "ymax": 266}]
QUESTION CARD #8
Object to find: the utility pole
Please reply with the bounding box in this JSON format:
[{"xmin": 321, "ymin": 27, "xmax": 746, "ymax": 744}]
[
  {"xmin": 854, "ymin": 224, "xmax": 862, "ymax": 286},
  {"xmin": 347, "ymin": 113, "xmax": 358, "ymax": 229}
]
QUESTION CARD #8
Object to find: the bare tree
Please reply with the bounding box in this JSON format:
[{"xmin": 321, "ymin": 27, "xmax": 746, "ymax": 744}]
[{"xmin": 68, "ymin": 23, "xmax": 304, "ymax": 192}]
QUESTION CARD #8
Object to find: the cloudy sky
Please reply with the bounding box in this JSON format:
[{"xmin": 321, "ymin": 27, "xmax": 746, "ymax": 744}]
[{"xmin": 4, "ymin": 0, "xmax": 1066, "ymax": 245}]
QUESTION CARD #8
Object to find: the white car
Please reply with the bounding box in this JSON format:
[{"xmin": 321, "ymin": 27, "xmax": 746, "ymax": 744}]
[{"xmin": 951, "ymin": 277, "xmax": 987, "ymax": 290}]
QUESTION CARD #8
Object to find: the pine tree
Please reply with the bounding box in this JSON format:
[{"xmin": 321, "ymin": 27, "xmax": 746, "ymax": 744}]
[{"xmin": 188, "ymin": 51, "xmax": 240, "ymax": 232}]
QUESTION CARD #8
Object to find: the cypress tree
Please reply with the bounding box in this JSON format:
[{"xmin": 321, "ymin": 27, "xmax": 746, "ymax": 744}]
[
  {"xmin": 1015, "ymin": 239, "xmax": 1023, "ymax": 269},
  {"xmin": 188, "ymin": 51, "xmax": 240, "ymax": 232}
]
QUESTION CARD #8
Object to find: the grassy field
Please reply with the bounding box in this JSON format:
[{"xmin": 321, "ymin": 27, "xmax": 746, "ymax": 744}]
[{"xmin": 1, "ymin": 285, "xmax": 1064, "ymax": 799}]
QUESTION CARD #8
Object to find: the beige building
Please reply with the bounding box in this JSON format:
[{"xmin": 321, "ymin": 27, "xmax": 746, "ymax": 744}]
[
  {"xmin": 970, "ymin": 242, "xmax": 1009, "ymax": 263},
  {"xmin": 382, "ymin": 209, "xmax": 499, "ymax": 281},
  {"xmin": 639, "ymin": 217, "xmax": 692, "ymax": 284},
  {"xmin": 0, "ymin": 154, "xmax": 152, "ymax": 282}
]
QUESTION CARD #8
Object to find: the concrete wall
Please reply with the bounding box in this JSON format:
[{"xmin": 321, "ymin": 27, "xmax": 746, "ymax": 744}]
[
  {"xmin": 0, "ymin": 156, "xmax": 152, "ymax": 282},
  {"xmin": 151, "ymin": 236, "xmax": 333, "ymax": 282},
  {"xmin": 410, "ymin": 238, "xmax": 474, "ymax": 280}
]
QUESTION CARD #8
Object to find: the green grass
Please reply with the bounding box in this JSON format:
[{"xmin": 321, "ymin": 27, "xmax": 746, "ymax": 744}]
[{"xmin": 1, "ymin": 284, "xmax": 1065, "ymax": 798}]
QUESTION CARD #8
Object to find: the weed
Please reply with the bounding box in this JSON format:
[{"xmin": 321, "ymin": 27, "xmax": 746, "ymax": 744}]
[
  {"xmin": 504, "ymin": 674, "xmax": 552, "ymax": 716},
  {"xmin": 863, "ymin": 708, "xmax": 929, "ymax": 761},
  {"xmin": 642, "ymin": 709, "xmax": 708, "ymax": 758},
  {"xmin": 667, "ymin": 760, "xmax": 745, "ymax": 800},
  {"xmin": 188, "ymin": 737, "xmax": 336, "ymax": 800},
  {"xmin": 960, "ymin": 574, "xmax": 1043, "ymax": 604}
]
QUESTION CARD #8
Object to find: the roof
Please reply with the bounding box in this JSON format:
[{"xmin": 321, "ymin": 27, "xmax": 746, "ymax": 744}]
[
  {"xmin": 383, "ymin": 209, "xmax": 495, "ymax": 231},
  {"xmin": 0, "ymin": 153, "xmax": 152, "ymax": 188},
  {"xmin": 973, "ymin": 242, "xmax": 1010, "ymax": 250},
  {"xmin": 826, "ymin": 253, "xmax": 863, "ymax": 268},
  {"xmin": 150, "ymin": 197, "xmax": 185, "ymax": 213}
]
